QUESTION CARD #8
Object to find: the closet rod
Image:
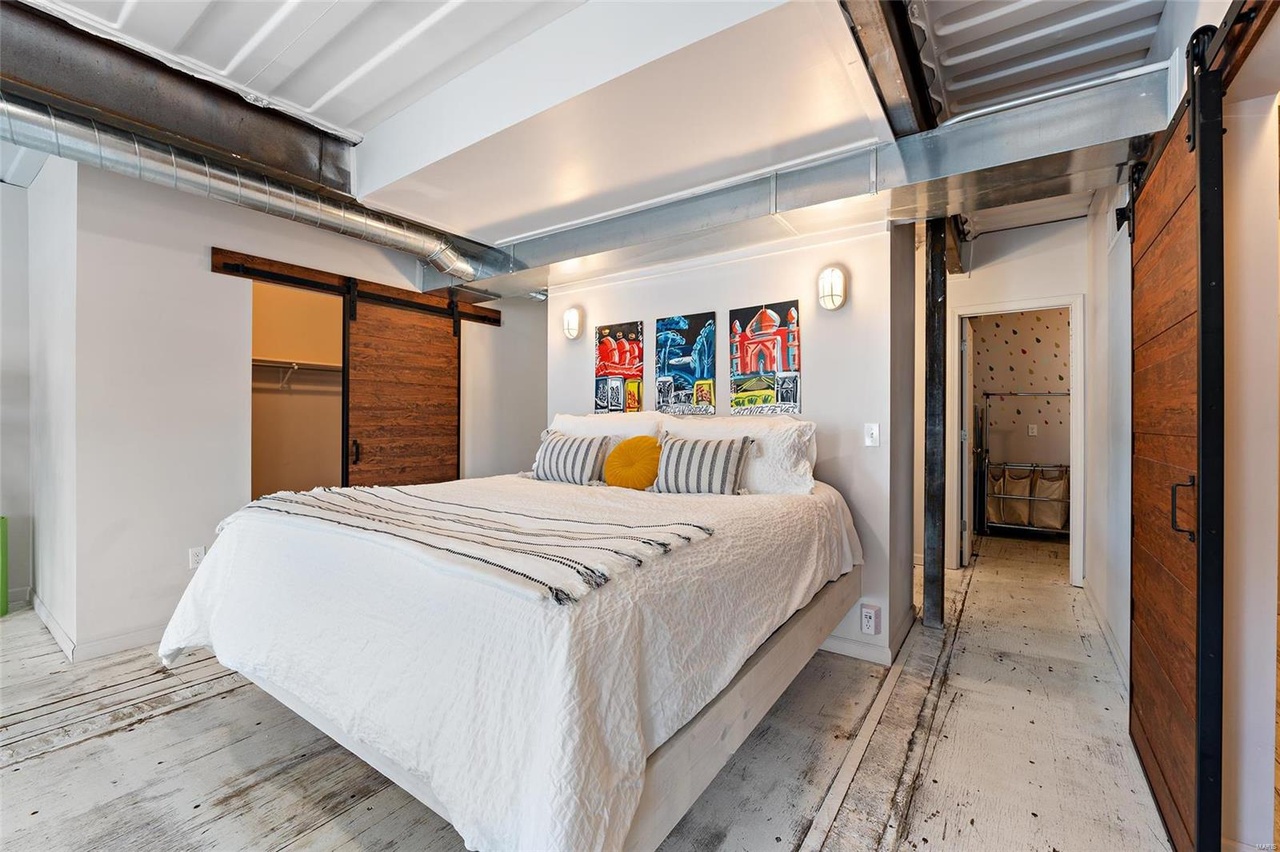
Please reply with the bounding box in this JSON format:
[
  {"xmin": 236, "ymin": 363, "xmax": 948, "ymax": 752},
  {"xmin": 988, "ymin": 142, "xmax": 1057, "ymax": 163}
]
[
  {"xmin": 990, "ymin": 462, "xmax": 1069, "ymax": 470},
  {"xmin": 252, "ymin": 358, "xmax": 342, "ymax": 372},
  {"xmin": 982, "ymin": 391, "xmax": 1069, "ymax": 398}
]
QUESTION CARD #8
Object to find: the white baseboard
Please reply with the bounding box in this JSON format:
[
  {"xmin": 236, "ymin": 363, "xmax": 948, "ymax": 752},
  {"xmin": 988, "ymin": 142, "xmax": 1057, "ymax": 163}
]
[
  {"xmin": 32, "ymin": 594, "xmax": 74, "ymax": 662},
  {"xmin": 887, "ymin": 603, "xmax": 916, "ymax": 660},
  {"xmin": 1220, "ymin": 837, "xmax": 1260, "ymax": 852},
  {"xmin": 1083, "ymin": 580, "xmax": 1129, "ymax": 695},
  {"xmin": 821, "ymin": 633, "xmax": 894, "ymax": 665},
  {"xmin": 822, "ymin": 602, "xmax": 917, "ymax": 666},
  {"xmin": 7, "ymin": 585, "xmax": 30, "ymax": 606},
  {"xmin": 73, "ymin": 623, "xmax": 167, "ymax": 662}
]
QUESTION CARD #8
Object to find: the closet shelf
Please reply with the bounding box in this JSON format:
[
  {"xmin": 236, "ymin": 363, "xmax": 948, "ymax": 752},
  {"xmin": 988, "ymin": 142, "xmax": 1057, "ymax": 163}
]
[{"xmin": 252, "ymin": 358, "xmax": 342, "ymax": 372}]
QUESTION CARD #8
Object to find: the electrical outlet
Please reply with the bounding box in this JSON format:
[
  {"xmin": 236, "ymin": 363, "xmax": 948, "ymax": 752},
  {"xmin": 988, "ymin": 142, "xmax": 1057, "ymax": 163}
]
[
  {"xmin": 864, "ymin": 423, "xmax": 880, "ymax": 447},
  {"xmin": 188, "ymin": 546, "xmax": 206, "ymax": 572},
  {"xmin": 1027, "ymin": 423, "xmax": 1039, "ymax": 437},
  {"xmin": 860, "ymin": 603, "xmax": 881, "ymax": 635}
]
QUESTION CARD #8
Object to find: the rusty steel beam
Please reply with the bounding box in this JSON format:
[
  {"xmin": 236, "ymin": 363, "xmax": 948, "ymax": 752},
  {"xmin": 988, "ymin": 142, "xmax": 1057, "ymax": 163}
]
[
  {"xmin": 0, "ymin": 1, "xmax": 351, "ymax": 196},
  {"xmin": 839, "ymin": 0, "xmax": 935, "ymax": 137},
  {"xmin": 840, "ymin": 0, "xmax": 969, "ymax": 273}
]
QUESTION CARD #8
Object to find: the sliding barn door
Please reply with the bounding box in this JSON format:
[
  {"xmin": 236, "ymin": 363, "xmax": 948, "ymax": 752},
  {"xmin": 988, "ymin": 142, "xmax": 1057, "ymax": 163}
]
[
  {"xmin": 346, "ymin": 297, "xmax": 460, "ymax": 487},
  {"xmin": 1128, "ymin": 37, "xmax": 1223, "ymax": 852}
]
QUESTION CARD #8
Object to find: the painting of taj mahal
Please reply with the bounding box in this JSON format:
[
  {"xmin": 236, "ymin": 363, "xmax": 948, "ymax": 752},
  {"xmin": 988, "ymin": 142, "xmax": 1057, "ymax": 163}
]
[{"xmin": 728, "ymin": 300, "xmax": 801, "ymax": 415}]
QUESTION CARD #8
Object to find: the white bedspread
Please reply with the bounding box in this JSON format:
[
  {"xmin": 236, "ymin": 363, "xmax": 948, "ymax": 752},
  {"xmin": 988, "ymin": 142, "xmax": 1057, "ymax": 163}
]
[{"xmin": 159, "ymin": 475, "xmax": 862, "ymax": 852}]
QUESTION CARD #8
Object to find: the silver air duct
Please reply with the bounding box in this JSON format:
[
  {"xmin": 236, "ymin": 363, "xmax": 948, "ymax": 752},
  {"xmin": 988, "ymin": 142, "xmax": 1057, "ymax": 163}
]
[{"xmin": 0, "ymin": 91, "xmax": 508, "ymax": 283}]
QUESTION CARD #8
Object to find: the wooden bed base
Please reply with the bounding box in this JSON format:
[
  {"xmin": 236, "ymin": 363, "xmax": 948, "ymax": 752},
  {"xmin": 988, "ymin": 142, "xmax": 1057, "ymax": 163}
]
[{"xmin": 247, "ymin": 568, "xmax": 861, "ymax": 852}]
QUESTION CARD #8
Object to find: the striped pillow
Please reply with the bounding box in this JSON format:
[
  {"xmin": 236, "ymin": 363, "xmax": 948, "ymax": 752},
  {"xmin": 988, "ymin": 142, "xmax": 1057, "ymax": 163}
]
[
  {"xmin": 649, "ymin": 434, "xmax": 752, "ymax": 495},
  {"xmin": 533, "ymin": 432, "xmax": 607, "ymax": 485}
]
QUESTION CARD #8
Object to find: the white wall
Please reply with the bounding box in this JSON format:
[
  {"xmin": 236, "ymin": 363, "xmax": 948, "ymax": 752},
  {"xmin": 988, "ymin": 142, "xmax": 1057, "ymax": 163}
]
[
  {"xmin": 1, "ymin": 183, "xmax": 33, "ymax": 606},
  {"xmin": 20, "ymin": 162, "xmax": 545, "ymax": 659},
  {"xmin": 25, "ymin": 157, "xmax": 79, "ymax": 655},
  {"xmin": 1083, "ymin": 183, "xmax": 1134, "ymax": 675},
  {"xmin": 461, "ymin": 296, "xmax": 548, "ymax": 478},
  {"xmin": 1221, "ymin": 91, "xmax": 1279, "ymax": 849},
  {"xmin": 545, "ymin": 227, "xmax": 915, "ymax": 664},
  {"xmin": 1149, "ymin": 0, "xmax": 1233, "ymax": 69}
]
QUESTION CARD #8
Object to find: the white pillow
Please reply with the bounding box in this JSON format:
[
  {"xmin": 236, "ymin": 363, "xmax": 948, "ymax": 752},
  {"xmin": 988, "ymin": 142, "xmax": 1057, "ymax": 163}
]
[
  {"xmin": 662, "ymin": 415, "xmax": 816, "ymax": 495},
  {"xmin": 548, "ymin": 411, "xmax": 667, "ymax": 440}
]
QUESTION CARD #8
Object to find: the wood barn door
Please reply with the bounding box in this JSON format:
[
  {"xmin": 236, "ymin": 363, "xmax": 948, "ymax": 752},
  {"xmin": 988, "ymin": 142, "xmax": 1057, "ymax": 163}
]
[
  {"xmin": 346, "ymin": 289, "xmax": 460, "ymax": 487},
  {"xmin": 210, "ymin": 251, "xmax": 496, "ymax": 492},
  {"xmin": 1128, "ymin": 30, "xmax": 1224, "ymax": 852}
]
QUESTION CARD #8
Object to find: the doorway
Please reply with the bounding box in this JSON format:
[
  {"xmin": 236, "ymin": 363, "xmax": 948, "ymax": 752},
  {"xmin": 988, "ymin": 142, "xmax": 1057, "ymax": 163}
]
[
  {"xmin": 250, "ymin": 281, "xmax": 344, "ymax": 498},
  {"xmin": 949, "ymin": 295, "xmax": 1084, "ymax": 588}
]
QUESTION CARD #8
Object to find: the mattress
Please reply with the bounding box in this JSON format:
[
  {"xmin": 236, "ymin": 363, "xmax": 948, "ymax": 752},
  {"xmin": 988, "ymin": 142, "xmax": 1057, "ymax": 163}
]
[{"xmin": 159, "ymin": 475, "xmax": 863, "ymax": 852}]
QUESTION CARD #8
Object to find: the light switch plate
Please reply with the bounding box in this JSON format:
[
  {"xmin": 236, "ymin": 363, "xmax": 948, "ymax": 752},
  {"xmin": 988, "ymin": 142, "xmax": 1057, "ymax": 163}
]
[
  {"xmin": 864, "ymin": 423, "xmax": 880, "ymax": 447},
  {"xmin": 1027, "ymin": 423, "xmax": 1038, "ymax": 437}
]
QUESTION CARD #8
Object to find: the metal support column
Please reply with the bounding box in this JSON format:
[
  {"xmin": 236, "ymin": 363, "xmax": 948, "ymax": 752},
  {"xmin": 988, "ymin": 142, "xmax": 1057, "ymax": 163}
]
[{"xmin": 923, "ymin": 218, "xmax": 947, "ymax": 629}]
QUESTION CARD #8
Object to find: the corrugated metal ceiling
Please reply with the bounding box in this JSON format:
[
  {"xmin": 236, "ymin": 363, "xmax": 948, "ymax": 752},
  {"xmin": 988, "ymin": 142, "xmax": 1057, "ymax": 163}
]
[
  {"xmin": 906, "ymin": 1, "xmax": 1170, "ymax": 235},
  {"xmin": 22, "ymin": 0, "xmax": 580, "ymax": 140},
  {"xmin": 909, "ymin": 0, "xmax": 1168, "ymax": 120}
]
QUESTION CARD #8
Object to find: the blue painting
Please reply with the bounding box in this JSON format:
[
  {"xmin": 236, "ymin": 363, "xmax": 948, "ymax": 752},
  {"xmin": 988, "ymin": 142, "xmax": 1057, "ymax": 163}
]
[{"xmin": 655, "ymin": 312, "xmax": 715, "ymax": 415}]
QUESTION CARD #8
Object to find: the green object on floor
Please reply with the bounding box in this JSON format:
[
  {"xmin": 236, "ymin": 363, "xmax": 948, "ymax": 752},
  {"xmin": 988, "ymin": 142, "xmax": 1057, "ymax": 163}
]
[{"xmin": 0, "ymin": 516, "xmax": 8, "ymax": 617}]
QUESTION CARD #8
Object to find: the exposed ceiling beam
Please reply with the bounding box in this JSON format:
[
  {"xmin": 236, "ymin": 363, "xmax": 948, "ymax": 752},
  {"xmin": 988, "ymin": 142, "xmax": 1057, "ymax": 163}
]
[
  {"xmin": 1, "ymin": 89, "xmax": 519, "ymax": 289},
  {"xmin": 421, "ymin": 68, "xmax": 1166, "ymax": 295},
  {"xmin": 0, "ymin": 2, "xmax": 351, "ymax": 196},
  {"xmin": 354, "ymin": 0, "xmax": 787, "ymax": 200},
  {"xmin": 839, "ymin": 0, "xmax": 969, "ymax": 273},
  {"xmin": 839, "ymin": 0, "xmax": 936, "ymax": 136}
]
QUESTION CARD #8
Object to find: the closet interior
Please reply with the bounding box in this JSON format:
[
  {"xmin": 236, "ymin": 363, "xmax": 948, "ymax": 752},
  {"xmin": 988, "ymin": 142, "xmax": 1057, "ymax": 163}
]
[{"xmin": 251, "ymin": 281, "xmax": 343, "ymax": 499}]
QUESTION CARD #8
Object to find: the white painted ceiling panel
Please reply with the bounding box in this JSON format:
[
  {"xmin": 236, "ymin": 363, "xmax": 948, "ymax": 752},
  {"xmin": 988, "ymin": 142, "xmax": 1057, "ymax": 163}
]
[
  {"xmin": 362, "ymin": 2, "xmax": 889, "ymax": 244},
  {"xmin": 909, "ymin": 0, "xmax": 1168, "ymax": 119},
  {"xmin": 26, "ymin": 0, "xmax": 581, "ymax": 139}
]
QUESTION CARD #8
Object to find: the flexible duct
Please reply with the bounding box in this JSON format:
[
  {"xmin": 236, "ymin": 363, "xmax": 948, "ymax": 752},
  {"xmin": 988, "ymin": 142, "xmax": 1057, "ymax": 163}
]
[{"xmin": 0, "ymin": 91, "xmax": 497, "ymax": 282}]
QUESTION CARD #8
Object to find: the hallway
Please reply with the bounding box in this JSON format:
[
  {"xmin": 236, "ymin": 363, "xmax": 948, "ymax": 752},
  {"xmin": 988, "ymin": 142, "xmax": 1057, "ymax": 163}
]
[{"xmin": 896, "ymin": 536, "xmax": 1169, "ymax": 850}]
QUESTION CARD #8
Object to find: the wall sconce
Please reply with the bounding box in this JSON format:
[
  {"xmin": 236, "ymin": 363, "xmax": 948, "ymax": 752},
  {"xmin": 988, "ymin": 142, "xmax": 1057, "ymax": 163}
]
[
  {"xmin": 817, "ymin": 266, "xmax": 847, "ymax": 311},
  {"xmin": 563, "ymin": 307, "xmax": 583, "ymax": 339}
]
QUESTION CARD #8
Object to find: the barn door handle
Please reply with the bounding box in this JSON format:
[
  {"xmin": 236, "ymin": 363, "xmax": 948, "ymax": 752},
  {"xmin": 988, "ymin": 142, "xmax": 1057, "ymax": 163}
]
[
  {"xmin": 1170, "ymin": 475, "xmax": 1196, "ymax": 542},
  {"xmin": 351, "ymin": 439, "xmax": 361, "ymax": 466}
]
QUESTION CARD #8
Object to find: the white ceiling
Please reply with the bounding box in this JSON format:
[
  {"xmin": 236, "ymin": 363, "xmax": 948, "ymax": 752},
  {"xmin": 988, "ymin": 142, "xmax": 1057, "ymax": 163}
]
[
  {"xmin": 910, "ymin": 0, "xmax": 1168, "ymax": 119},
  {"xmin": 361, "ymin": 1, "xmax": 891, "ymax": 244},
  {"xmin": 23, "ymin": 0, "xmax": 582, "ymax": 139}
]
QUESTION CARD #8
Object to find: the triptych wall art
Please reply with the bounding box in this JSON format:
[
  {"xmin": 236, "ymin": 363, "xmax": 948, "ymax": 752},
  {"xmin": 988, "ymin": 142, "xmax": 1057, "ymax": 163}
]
[
  {"xmin": 592, "ymin": 300, "xmax": 801, "ymax": 416},
  {"xmin": 594, "ymin": 321, "xmax": 644, "ymax": 413},
  {"xmin": 728, "ymin": 300, "xmax": 801, "ymax": 415},
  {"xmin": 655, "ymin": 312, "xmax": 716, "ymax": 415}
]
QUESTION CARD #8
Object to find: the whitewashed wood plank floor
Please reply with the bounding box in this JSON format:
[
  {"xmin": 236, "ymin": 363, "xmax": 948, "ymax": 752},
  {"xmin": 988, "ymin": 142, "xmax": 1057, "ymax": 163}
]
[
  {"xmin": 0, "ymin": 537, "xmax": 1170, "ymax": 852},
  {"xmin": 0, "ymin": 609, "xmax": 885, "ymax": 852}
]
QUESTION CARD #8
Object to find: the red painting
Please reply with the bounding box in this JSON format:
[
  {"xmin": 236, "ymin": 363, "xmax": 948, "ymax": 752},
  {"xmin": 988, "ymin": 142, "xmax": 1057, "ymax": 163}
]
[{"xmin": 594, "ymin": 321, "xmax": 643, "ymax": 412}]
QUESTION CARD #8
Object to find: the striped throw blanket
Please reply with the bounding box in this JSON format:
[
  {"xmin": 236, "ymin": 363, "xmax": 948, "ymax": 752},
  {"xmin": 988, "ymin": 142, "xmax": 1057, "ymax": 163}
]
[{"xmin": 237, "ymin": 486, "xmax": 713, "ymax": 605}]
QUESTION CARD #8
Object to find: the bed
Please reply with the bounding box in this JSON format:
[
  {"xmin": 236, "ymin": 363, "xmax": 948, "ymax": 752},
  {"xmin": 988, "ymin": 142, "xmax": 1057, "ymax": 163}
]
[{"xmin": 159, "ymin": 473, "xmax": 863, "ymax": 852}]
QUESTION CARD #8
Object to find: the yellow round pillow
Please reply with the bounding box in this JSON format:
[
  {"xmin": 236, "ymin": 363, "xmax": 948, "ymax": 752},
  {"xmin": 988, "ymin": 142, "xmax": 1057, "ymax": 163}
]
[{"xmin": 604, "ymin": 435, "xmax": 661, "ymax": 490}]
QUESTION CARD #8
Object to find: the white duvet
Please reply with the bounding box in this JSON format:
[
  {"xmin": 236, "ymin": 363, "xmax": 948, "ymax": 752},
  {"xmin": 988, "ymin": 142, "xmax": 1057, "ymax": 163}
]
[{"xmin": 159, "ymin": 475, "xmax": 862, "ymax": 852}]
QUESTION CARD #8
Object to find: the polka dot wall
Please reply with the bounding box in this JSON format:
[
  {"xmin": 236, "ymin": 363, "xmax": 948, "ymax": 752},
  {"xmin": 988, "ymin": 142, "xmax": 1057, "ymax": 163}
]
[{"xmin": 971, "ymin": 308, "xmax": 1070, "ymax": 465}]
